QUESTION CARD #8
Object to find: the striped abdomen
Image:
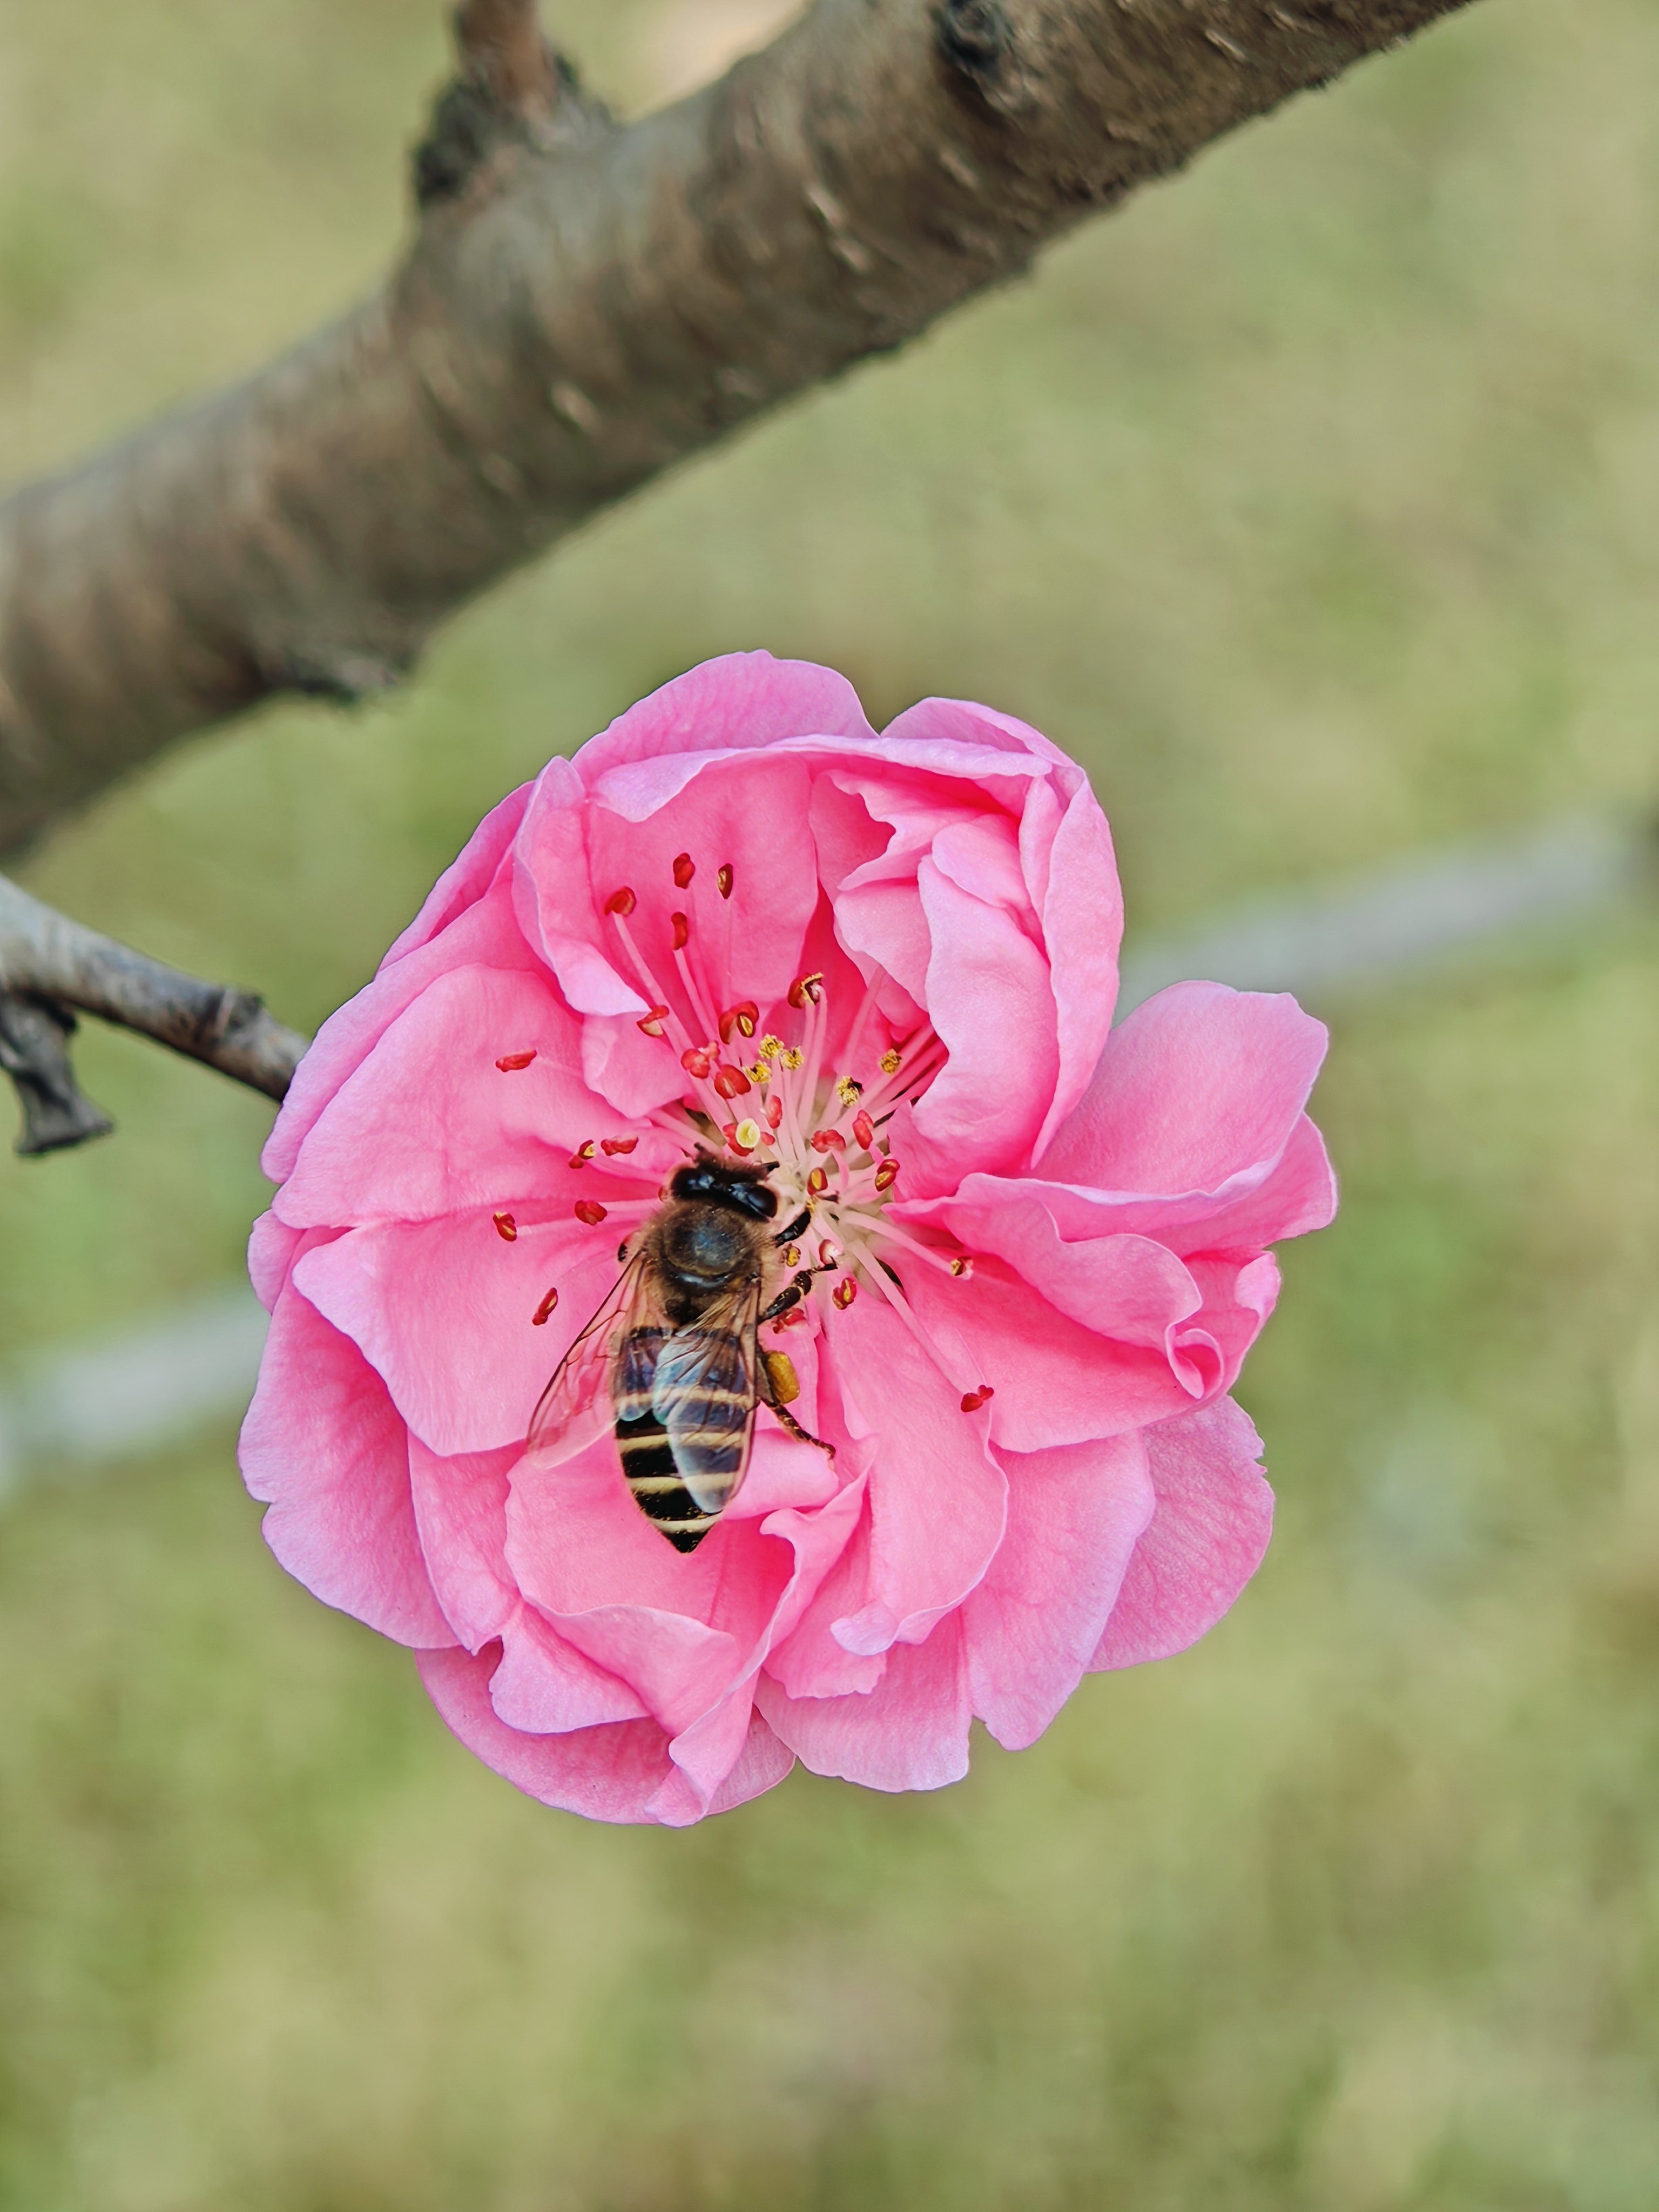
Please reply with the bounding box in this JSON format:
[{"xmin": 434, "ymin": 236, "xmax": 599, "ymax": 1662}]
[{"xmin": 613, "ymin": 1325, "xmax": 754, "ymax": 1553}]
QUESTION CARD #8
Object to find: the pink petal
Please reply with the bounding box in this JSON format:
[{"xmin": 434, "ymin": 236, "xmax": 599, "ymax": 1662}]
[
  {"xmin": 275, "ymin": 966, "xmax": 624, "ymax": 1228},
  {"xmin": 965, "ymin": 1433, "xmax": 1155, "ymax": 1749},
  {"xmin": 825, "ymin": 1293, "xmax": 1007, "ymax": 1649},
  {"xmin": 294, "ymin": 1212, "xmax": 622, "ymax": 1457},
  {"xmin": 1161, "ymin": 1114, "xmax": 1338, "ymax": 1259},
  {"xmin": 1040, "ymin": 981, "xmax": 1328, "ymax": 1196},
  {"xmin": 247, "ymin": 1209, "xmax": 307, "ymax": 1313},
  {"xmin": 488, "ymin": 1602, "xmax": 650, "ymax": 1732},
  {"xmin": 265, "ymin": 849, "xmax": 539, "ymax": 1183},
  {"xmin": 1090, "ymin": 1396, "xmax": 1274, "ymax": 1670},
  {"xmin": 383, "ymin": 780, "xmax": 534, "ymax": 966},
  {"xmin": 418, "ymin": 1647, "xmax": 679, "ymax": 1822},
  {"xmin": 877, "ymin": 694, "xmax": 1077, "ymax": 774},
  {"xmin": 406, "ymin": 1434, "xmax": 519, "ymax": 1651},
  {"xmin": 757, "ymin": 1614, "xmax": 972, "ymax": 1792},
  {"xmin": 1029, "ymin": 781, "xmax": 1122, "ymax": 1161},
  {"xmin": 239, "ymin": 1284, "xmax": 453, "ymax": 1648},
  {"xmin": 574, "ymin": 652, "xmax": 876, "ymax": 782}
]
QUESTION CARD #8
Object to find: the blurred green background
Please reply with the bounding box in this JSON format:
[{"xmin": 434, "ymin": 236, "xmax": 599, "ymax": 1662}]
[{"xmin": 3, "ymin": 1, "xmax": 1659, "ymax": 2204}]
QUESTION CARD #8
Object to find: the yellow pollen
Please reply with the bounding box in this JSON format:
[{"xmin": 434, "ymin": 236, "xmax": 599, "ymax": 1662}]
[
  {"xmin": 781, "ymin": 1046, "xmax": 805, "ymax": 1071},
  {"xmin": 758, "ymin": 1034, "xmax": 784, "ymax": 1060},
  {"xmin": 746, "ymin": 1062, "xmax": 767, "ymax": 1084},
  {"xmin": 879, "ymin": 1048, "xmax": 901, "ymax": 1075},
  {"xmin": 734, "ymin": 1117, "xmax": 762, "ymax": 1150},
  {"xmin": 836, "ymin": 1075, "xmax": 863, "ymax": 1106}
]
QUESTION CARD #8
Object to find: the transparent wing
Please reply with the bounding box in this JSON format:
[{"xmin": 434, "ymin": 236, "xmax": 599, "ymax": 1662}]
[
  {"xmin": 525, "ymin": 1253, "xmax": 662, "ymax": 1466},
  {"xmin": 651, "ymin": 1279, "xmax": 763, "ymax": 1515}
]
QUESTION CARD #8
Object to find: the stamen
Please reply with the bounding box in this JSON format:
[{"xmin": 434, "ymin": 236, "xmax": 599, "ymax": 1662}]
[
  {"xmin": 722, "ymin": 1122, "xmax": 756, "ymax": 1156},
  {"xmin": 604, "ymin": 887, "xmax": 637, "ymax": 917},
  {"xmin": 600, "ymin": 1136, "xmax": 638, "ymax": 1156},
  {"xmin": 758, "ymin": 1034, "xmax": 784, "ymax": 1060},
  {"xmin": 833, "ymin": 1279, "xmax": 858, "ymax": 1310},
  {"xmin": 568, "ymin": 1141, "xmax": 596, "ymax": 1169},
  {"xmin": 960, "ymin": 1386, "xmax": 994, "ymax": 1413},
  {"xmin": 818, "ymin": 1240, "xmax": 839, "ymax": 1269},
  {"xmin": 532, "ymin": 1287, "xmax": 561, "ymax": 1326},
  {"xmin": 745, "ymin": 1062, "xmax": 767, "ymax": 1084},
  {"xmin": 879, "ymin": 1048, "xmax": 901, "ymax": 1075},
  {"xmin": 672, "ymin": 853, "xmax": 695, "ymax": 889},
  {"xmin": 787, "ymin": 972, "xmax": 825, "ymax": 1009},
  {"xmin": 493, "ymin": 1212, "xmax": 518, "ymax": 1242},
  {"xmin": 808, "ymin": 1166, "xmax": 829, "ymax": 1196},
  {"xmin": 637, "ymin": 1004, "xmax": 670, "ymax": 1037},
  {"xmin": 575, "ymin": 1200, "xmax": 608, "ymax": 1226},
  {"xmin": 671, "ymin": 912, "xmax": 689, "ymax": 950},
  {"xmin": 837, "ymin": 1075, "xmax": 863, "ymax": 1107},
  {"xmin": 782, "ymin": 1244, "xmax": 801, "ymax": 1267},
  {"xmin": 717, "ymin": 864, "xmax": 734, "ymax": 899},
  {"xmin": 681, "ymin": 1047, "xmax": 713, "ymax": 1078},
  {"xmin": 713, "ymin": 1065, "xmax": 752, "ymax": 1100},
  {"xmin": 780, "ymin": 1046, "xmax": 804, "ymax": 1071},
  {"xmin": 950, "ymin": 1256, "xmax": 974, "ymax": 1278},
  {"xmin": 811, "ymin": 1128, "xmax": 846, "ymax": 1154},
  {"xmin": 718, "ymin": 1001, "xmax": 759, "ymax": 1043},
  {"xmin": 495, "ymin": 1050, "xmax": 537, "ymax": 1072},
  {"xmin": 733, "ymin": 1117, "xmax": 763, "ymax": 1151},
  {"xmin": 853, "ymin": 1109, "xmax": 875, "ymax": 1151},
  {"xmin": 764, "ymin": 1095, "xmax": 783, "ymax": 1131},
  {"xmin": 873, "ymin": 1158, "xmax": 900, "ymax": 1192}
]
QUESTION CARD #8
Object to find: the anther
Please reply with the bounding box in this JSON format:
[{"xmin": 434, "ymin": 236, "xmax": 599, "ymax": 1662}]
[
  {"xmin": 764, "ymin": 1095, "xmax": 783, "ymax": 1131},
  {"xmin": 873, "ymin": 1158, "xmax": 900, "ymax": 1192},
  {"xmin": 745, "ymin": 1062, "xmax": 767, "ymax": 1084},
  {"xmin": 637, "ymin": 1004, "xmax": 670, "ymax": 1037},
  {"xmin": 601, "ymin": 1136, "xmax": 638, "ymax": 1156},
  {"xmin": 568, "ymin": 1141, "xmax": 596, "ymax": 1170},
  {"xmin": 733, "ymin": 1117, "xmax": 763, "ymax": 1151},
  {"xmin": 787, "ymin": 972, "xmax": 825, "ymax": 1009},
  {"xmin": 781, "ymin": 1046, "xmax": 804, "ymax": 1071},
  {"xmin": 783, "ymin": 1244, "xmax": 801, "ymax": 1267},
  {"xmin": 493, "ymin": 1211, "xmax": 518, "ymax": 1241},
  {"xmin": 950, "ymin": 1255, "xmax": 974, "ymax": 1278},
  {"xmin": 833, "ymin": 1278, "xmax": 858, "ymax": 1310},
  {"xmin": 807, "ymin": 1166, "xmax": 829, "ymax": 1196},
  {"xmin": 532, "ymin": 1286, "xmax": 560, "ymax": 1326},
  {"xmin": 818, "ymin": 1240, "xmax": 839, "ymax": 1269},
  {"xmin": 713, "ymin": 1064, "xmax": 752, "ymax": 1100},
  {"xmin": 495, "ymin": 1050, "xmax": 537, "ymax": 1072},
  {"xmin": 853, "ymin": 1109, "xmax": 875, "ymax": 1150},
  {"xmin": 961, "ymin": 1387, "xmax": 992, "ymax": 1414},
  {"xmin": 810, "ymin": 1128, "xmax": 845, "ymax": 1154},
  {"xmin": 681, "ymin": 1046, "xmax": 713, "ymax": 1078},
  {"xmin": 758, "ymin": 1034, "xmax": 784, "ymax": 1060},
  {"xmin": 672, "ymin": 853, "xmax": 695, "ymax": 889},
  {"xmin": 879, "ymin": 1048, "xmax": 901, "ymax": 1075},
  {"xmin": 575, "ymin": 1199, "xmax": 608, "ymax": 1226},
  {"xmin": 837, "ymin": 1075, "xmax": 863, "ymax": 1107},
  {"xmin": 671, "ymin": 911, "xmax": 690, "ymax": 950},
  {"xmin": 718, "ymin": 1001, "xmax": 759, "ymax": 1044},
  {"xmin": 604, "ymin": 887, "xmax": 637, "ymax": 917},
  {"xmin": 717, "ymin": 863, "xmax": 734, "ymax": 899}
]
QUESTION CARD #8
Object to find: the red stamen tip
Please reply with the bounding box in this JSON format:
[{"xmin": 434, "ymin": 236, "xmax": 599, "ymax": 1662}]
[
  {"xmin": 493, "ymin": 1211, "xmax": 518, "ymax": 1242},
  {"xmin": 532, "ymin": 1286, "xmax": 560, "ymax": 1326},
  {"xmin": 960, "ymin": 1388, "xmax": 988, "ymax": 1413},
  {"xmin": 807, "ymin": 1166, "xmax": 829, "ymax": 1196},
  {"xmin": 764, "ymin": 1095, "xmax": 783, "ymax": 1130},
  {"xmin": 681, "ymin": 1046, "xmax": 713, "ymax": 1078},
  {"xmin": 853, "ymin": 1109, "xmax": 874, "ymax": 1150},
  {"xmin": 600, "ymin": 1135, "xmax": 639, "ymax": 1156},
  {"xmin": 713, "ymin": 1064, "xmax": 752, "ymax": 1100},
  {"xmin": 787, "ymin": 972, "xmax": 825, "ymax": 1009},
  {"xmin": 833, "ymin": 1278, "xmax": 858, "ymax": 1310},
  {"xmin": 734, "ymin": 1000, "xmax": 758, "ymax": 1038},
  {"xmin": 873, "ymin": 1158, "xmax": 900, "ymax": 1192},
  {"xmin": 574, "ymin": 1199, "xmax": 608, "ymax": 1226},
  {"xmin": 950, "ymin": 1256, "xmax": 974, "ymax": 1278},
  {"xmin": 818, "ymin": 1240, "xmax": 839, "ymax": 1269},
  {"xmin": 721, "ymin": 1121, "xmax": 757, "ymax": 1157},
  {"xmin": 717, "ymin": 863, "xmax": 734, "ymax": 900},
  {"xmin": 495, "ymin": 1050, "xmax": 537, "ymax": 1072},
  {"xmin": 604, "ymin": 887, "xmax": 637, "ymax": 917},
  {"xmin": 811, "ymin": 1128, "xmax": 846, "ymax": 1154},
  {"xmin": 672, "ymin": 853, "xmax": 695, "ymax": 889},
  {"xmin": 636, "ymin": 1003, "xmax": 670, "ymax": 1037},
  {"xmin": 569, "ymin": 1141, "xmax": 595, "ymax": 1169},
  {"xmin": 671, "ymin": 911, "xmax": 690, "ymax": 950}
]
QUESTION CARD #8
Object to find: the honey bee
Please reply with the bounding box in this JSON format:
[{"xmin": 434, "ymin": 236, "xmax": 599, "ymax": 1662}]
[{"xmin": 527, "ymin": 1151, "xmax": 834, "ymax": 1550}]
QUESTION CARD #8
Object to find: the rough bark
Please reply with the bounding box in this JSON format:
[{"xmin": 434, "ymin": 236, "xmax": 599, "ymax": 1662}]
[
  {"xmin": 0, "ymin": 874, "xmax": 306, "ymax": 1151},
  {"xmin": 0, "ymin": 0, "xmax": 1477, "ymax": 855}
]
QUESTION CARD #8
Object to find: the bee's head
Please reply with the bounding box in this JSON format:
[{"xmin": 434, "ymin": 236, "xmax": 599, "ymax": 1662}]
[{"xmin": 670, "ymin": 1149, "xmax": 779, "ymax": 1221}]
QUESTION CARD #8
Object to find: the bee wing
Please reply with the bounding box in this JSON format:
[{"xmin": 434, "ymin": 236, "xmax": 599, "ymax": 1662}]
[
  {"xmin": 651, "ymin": 1280, "xmax": 763, "ymax": 1516},
  {"xmin": 525, "ymin": 1253, "xmax": 662, "ymax": 1466}
]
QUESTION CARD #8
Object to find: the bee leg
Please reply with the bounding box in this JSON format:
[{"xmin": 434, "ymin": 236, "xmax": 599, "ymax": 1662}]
[
  {"xmin": 758, "ymin": 1269, "xmax": 814, "ymax": 1324},
  {"xmin": 770, "ymin": 1398, "xmax": 835, "ymax": 1461},
  {"xmin": 772, "ymin": 1207, "xmax": 812, "ymax": 1247}
]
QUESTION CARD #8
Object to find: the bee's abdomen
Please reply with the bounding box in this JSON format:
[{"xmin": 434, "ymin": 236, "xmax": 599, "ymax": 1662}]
[
  {"xmin": 614, "ymin": 1418, "xmax": 717, "ymax": 1552},
  {"xmin": 612, "ymin": 1325, "xmax": 751, "ymax": 1552}
]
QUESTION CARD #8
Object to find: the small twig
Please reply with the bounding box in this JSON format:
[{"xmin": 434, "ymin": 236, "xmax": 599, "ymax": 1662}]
[{"xmin": 0, "ymin": 875, "xmax": 307, "ymax": 1154}]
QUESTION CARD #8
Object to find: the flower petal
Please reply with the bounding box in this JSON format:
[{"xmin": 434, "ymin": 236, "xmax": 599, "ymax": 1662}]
[
  {"xmin": 965, "ymin": 1432, "xmax": 1155, "ymax": 1750},
  {"xmin": 576, "ymin": 651, "xmax": 877, "ymax": 783},
  {"xmin": 239, "ymin": 1283, "xmax": 453, "ymax": 1648},
  {"xmin": 1090, "ymin": 1396, "xmax": 1274, "ymax": 1670},
  {"xmin": 757, "ymin": 1614, "xmax": 972, "ymax": 1793}
]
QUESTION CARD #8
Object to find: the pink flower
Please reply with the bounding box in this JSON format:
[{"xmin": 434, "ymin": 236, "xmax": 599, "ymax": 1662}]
[{"xmin": 240, "ymin": 653, "xmax": 1335, "ymax": 1825}]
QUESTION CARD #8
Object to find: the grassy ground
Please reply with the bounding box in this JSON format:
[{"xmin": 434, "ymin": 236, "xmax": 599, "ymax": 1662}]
[{"xmin": 1, "ymin": 1, "xmax": 1658, "ymax": 2206}]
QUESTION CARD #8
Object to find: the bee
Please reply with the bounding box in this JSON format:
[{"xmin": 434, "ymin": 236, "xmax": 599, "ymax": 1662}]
[{"xmin": 527, "ymin": 1151, "xmax": 835, "ymax": 1551}]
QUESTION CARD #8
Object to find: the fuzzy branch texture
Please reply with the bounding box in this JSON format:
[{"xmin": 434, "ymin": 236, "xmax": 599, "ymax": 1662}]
[
  {"xmin": 0, "ymin": 0, "xmax": 1476, "ymax": 859},
  {"xmin": 0, "ymin": 874, "xmax": 307, "ymax": 1152}
]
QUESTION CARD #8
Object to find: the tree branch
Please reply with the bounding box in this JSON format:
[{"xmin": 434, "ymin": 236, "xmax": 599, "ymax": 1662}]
[
  {"xmin": 0, "ymin": 874, "xmax": 307, "ymax": 1151},
  {"xmin": 0, "ymin": 0, "xmax": 1479, "ymax": 855}
]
